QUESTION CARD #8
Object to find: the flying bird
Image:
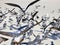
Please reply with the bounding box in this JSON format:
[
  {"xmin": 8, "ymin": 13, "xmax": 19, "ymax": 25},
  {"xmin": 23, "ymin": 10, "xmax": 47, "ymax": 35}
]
[
  {"xmin": 5, "ymin": 0, "xmax": 40, "ymax": 25},
  {"xmin": 5, "ymin": 0, "xmax": 40, "ymax": 13}
]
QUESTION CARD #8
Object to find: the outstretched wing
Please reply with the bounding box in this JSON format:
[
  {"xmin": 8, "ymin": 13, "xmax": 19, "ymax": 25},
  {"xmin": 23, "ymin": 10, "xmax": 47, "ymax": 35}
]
[
  {"xmin": 25, "ymin": 0, "xmax": 40, "ymax": 11},
  {"xmin": 5, "ymin": 0, "xmax": 40, "ymax": 12},
  {"xmin": 5, "ymin": 3, "xmax": 24, "ymax": 13}
]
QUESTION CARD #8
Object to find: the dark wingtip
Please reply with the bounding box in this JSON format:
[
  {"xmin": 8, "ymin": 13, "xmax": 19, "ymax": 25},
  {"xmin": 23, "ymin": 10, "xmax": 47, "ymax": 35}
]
[
  {"xmin": 5, "ymin": 3, "xmax": 12, "ymax": 5},
  {"xmin": 5, "ymin": 3, "xmax": 15, "ymax": 6}
]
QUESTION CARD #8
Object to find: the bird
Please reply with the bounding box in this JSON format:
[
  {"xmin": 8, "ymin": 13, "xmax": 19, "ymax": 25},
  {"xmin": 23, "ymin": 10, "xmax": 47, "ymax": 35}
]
[
  {"xmin": 5, "ymin": 0, "xmax": 40, "ymax": 13},
  {"xmin": 5, "ymin": 0, "xmax": 40, "ymax": 25}
]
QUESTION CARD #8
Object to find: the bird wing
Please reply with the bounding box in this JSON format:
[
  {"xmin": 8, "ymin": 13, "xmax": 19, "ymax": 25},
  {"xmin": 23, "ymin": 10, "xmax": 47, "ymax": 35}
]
[
  {"xmin": 5, "ymin": 0, "xmax": 40, "ymax": 12},
  {"xmin": 5, "ymin": 3, "xmax": 24, "ymax": 13},
  {"xmin": 25, "ymin": 0, "xmax": 40, "ymax": 11}
]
